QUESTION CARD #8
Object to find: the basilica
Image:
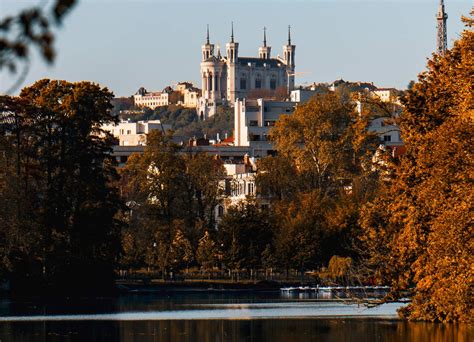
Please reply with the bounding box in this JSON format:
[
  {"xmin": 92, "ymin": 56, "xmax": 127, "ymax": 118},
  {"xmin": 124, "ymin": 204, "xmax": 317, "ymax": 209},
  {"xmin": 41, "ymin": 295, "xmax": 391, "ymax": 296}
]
[{"xmin": 198, "ymin": 25, "xmax": 296, "ymax": 119}]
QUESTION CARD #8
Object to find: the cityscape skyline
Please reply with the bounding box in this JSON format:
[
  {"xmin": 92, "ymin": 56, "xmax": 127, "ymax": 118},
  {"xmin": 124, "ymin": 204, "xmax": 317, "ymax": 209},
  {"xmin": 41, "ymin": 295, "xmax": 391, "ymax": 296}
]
[{"xmin": 0, "ymin": 0, "xmax": 472, "ymax": 96}]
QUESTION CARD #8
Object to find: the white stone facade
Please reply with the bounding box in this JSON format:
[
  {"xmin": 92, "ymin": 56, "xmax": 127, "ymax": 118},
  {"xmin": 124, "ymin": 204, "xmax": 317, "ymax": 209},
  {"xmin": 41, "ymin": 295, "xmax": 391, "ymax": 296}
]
[
  {"xmin": 198, "ymin": 25, "xmax": 296, "ymax": 119},
  {"xmin": 234, "ymin": 98, "xmax": 296, "ymax": 157},
  {"xmin": 102, "ymin": 120, "xmax": 172, "ymax": 146},
  {"xmin": 368, "ymin": 117, "xmax": 403, "ymax": 147}
]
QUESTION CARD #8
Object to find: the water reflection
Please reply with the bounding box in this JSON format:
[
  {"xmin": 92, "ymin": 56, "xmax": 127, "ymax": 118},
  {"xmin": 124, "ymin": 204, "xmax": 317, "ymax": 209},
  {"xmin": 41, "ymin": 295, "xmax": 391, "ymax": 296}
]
[
  {"xmin": 0, "ymin": 319, "xmax": 472, "ymax": 342},
  {"xmin": 0, "ymin": 291, "xmax": 472, "ymax": 341}
]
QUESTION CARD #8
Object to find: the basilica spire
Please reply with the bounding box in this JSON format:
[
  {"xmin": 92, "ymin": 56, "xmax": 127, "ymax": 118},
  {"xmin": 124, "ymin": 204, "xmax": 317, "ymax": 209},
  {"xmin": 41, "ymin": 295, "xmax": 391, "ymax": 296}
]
[
  {"xmin": 231, "ymin": 21, "xmax": 234, "ymax": 43},
  {"xmin": 287, "ymin": 25, "xmax": 291, "ymax": 45},
  {"xmin": 206, "ymin": 24, "xmax": 210, "ymax": 44},
  {"xmin": 263, "ymin": 27, "xmax": 267, "ymax": 47},
  {"xmin": 259, "ymin": 26, "xmax": 271, "ymax": 59},
  {"xmin": 436, "ymin": 0, "xmax": 448, "ymax": 54}
]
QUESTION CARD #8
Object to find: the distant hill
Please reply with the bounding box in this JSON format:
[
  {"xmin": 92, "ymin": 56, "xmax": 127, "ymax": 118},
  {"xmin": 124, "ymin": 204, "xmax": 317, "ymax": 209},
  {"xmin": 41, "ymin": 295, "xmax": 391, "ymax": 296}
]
[{"xmin": 119, "ymin": 105, "xmax": 233, "ymax": 140}]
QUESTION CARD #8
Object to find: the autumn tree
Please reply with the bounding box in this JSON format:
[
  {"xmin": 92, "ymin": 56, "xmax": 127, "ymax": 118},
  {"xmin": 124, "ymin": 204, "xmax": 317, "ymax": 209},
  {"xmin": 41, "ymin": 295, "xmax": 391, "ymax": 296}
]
[
  {"xmin": 258, "ymin": 91, "xmax": 381, "ymax": 275},
  {"xmin": 360, "ymin": 13, "xmax": 473, "ymax": 322},
  {"xmin": 120, "ymin": 131, "xmax": 225, "ymax": 274}
]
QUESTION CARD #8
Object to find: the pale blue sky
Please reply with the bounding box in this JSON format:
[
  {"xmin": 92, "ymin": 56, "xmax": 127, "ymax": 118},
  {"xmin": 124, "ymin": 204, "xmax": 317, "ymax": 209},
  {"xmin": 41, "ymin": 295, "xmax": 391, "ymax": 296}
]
[{"xmin": 1, "ymin": 0, "xmax": 472, "ymax": 96}]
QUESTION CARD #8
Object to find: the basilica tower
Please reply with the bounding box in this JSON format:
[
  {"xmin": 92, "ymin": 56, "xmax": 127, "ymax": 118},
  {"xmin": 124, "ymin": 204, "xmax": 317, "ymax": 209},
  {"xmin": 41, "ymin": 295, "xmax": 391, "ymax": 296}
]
[
  {"xmin": 258, "ymin": 27, "xmax": 271, "ymax": 59},
  {"xmin": 200, "ymin": 25, "xmax": 224, "ymax": 106},
  {"xmin": 436, "ymin": 0, "xmax": 448, "ymax": 54},
  {"xmin": 226, "ymin": 22, "xmax": 239, "ymax": 102},
  {"xmin": 283, "ymin": 26, "xmax": 296, "ymax": 91}
]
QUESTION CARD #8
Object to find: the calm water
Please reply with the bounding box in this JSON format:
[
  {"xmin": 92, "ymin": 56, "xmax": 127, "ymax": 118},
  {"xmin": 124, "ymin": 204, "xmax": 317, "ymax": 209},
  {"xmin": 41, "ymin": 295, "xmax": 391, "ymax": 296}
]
[{"xmin": 0, "ymin": 290, "xmax": 471, "ymax": 341}]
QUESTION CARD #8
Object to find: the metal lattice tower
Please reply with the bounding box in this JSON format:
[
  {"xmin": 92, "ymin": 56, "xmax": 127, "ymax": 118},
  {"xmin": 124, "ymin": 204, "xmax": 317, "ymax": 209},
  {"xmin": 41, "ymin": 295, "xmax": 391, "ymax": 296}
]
[{"xmin": 436, "ymin": 0, "xmax": 448, "ymax": 54}]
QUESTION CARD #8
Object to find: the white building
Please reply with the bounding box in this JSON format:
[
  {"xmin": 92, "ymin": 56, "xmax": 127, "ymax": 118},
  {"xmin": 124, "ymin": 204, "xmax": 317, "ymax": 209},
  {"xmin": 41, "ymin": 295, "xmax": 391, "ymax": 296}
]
[
  {"xmin": 133, "ymin": 87, "xmax": 169, "ymax": 109},
  {"xmin": 371, "ymin": 88, "xmax": 400, "ymax": 104},
  {"xmin": 368, "ymin": 117, "xmax": 403, "ymax": 146},
  {"xmin": 290, "ymin": 89, "xmax": 318, "ymax": 103},
  {"xmin": 215, "ymin": 160, "xmax": 258, "ymax": 223},
  {"xmin": 102, "ymin": 120, "xmax": 172, "ymax": 146},
  {"xmin": 198, "ymin": 25, "xmax": 296, "ymax": 119},
  {"xmin": 234, "ymin": 98, "xmax": 296, "ymax": 157}
]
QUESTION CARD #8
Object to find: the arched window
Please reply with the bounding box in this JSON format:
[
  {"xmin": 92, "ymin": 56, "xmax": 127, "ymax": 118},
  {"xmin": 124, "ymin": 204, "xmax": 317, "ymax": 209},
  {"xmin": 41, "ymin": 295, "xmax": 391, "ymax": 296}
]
[
  {"xmin": 255, "ymin": 74, "xmax": 262, "ymax": 89},
  {"xmin": 217, "ymin": 205, "xmax": 224, "ymax": 217}
]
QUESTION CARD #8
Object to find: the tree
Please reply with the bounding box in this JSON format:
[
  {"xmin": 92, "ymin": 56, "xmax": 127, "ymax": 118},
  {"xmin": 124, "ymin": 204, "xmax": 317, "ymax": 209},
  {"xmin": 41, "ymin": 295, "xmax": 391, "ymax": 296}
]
[
  {"xmin": 218, "ymin": 201, "xmax": 273, "ymax": 276},
  {"xmin": 0, "ymin": 1, "xmax": 77, "ymax": 93},
  {"xmin": 120, "ymin": 130, "xmax": 225, "ymax": 275},
  {"xmin": 0, "ymin": 79, "xmax": 122, "ymax": 294},
  {"xmin": 258, "ymin": 92, "xmax": 381, "ymax": 275},
  {"xmin": 196, "ymin": 231, "xmax": 217, "ymax": 276},
  {"xmin": 360, "ymin": 13, "xmax": 473, "ymax": 322},
  {"xmin": 270, "ymin": 92, "xmax": 379, "ymax": 194}
]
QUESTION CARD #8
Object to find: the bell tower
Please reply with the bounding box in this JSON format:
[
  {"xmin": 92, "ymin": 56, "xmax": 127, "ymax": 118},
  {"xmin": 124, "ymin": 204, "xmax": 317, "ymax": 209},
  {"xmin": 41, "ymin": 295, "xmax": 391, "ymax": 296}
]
[
  {"xmin": 258, "ymin": 27, "xmax": 271, "ymax": 59},
  {"xmin": 283, "ymin": 25, "xmax": 296, "ymax": 91},
  {"xmin": 226, "ymin": 22, "xmax": 239, "ymax": 63},
  {"xmin": 226, "ymin": 22, "xmax": 239, "ymax": 103},
  {"xmin": 202, "ymin": 25, "xmax": 214, "ymax": 61}
]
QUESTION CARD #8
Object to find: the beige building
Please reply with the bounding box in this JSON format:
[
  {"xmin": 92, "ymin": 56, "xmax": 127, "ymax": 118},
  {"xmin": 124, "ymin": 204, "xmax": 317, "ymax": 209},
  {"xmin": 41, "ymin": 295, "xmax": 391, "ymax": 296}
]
[
  {"xmin": 371, "ymin": 88, "xmax": 400, "ymax": 104},
  {"xmin": 102, "ymin": 120, "xmax": 171, "ymax": 146},
  {"xmin": 133, "ymin": 87, "xmax": 169, "ymax": 109},
  {"xmin": 173, "ymin": 82, "xmax": 201, "ymax": 108},
  {"xmin": 198, "ymin": 25, "xmax": 296, "ymax": 119}
]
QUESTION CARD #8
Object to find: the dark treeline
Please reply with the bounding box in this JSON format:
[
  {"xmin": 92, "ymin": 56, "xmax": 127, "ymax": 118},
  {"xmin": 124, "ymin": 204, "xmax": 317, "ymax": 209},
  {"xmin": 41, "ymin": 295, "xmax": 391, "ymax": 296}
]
[
  {"xmin": 0, "ymin": 80, "xmax": 122, "ymax": 295},
  {"xmin": 0, "ymin": 14, "xmax": 472, "ymax": 323}
]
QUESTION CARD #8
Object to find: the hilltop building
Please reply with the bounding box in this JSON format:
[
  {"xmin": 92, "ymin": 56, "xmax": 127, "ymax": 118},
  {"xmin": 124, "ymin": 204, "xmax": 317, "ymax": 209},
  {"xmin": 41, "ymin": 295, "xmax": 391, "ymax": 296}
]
[
  {"xmin": 133, "ymin": 87, "xmax": 170, "ymax": 109},
  {"xmin": 175, "ymin": 82, "xmax": 201, "ymax": 108},
  {"xmin": 198, "ymin": 25, "xmax": 296, "ymax": 119},
  {"xmin": 371, "ymin": 88, "xmax": 401, "ymax": 104}
]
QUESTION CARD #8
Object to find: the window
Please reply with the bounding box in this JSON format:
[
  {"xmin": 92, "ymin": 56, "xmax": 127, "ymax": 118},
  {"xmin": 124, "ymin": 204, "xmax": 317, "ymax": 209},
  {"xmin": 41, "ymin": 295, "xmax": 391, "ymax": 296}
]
[
  {"xmin": 217, "ymin": 205, "xmax": 224, "ymax": 217},
  {"xmin": 248, "ymin": 183, "xmax": 254, "ymax": 196},
  {"xmin": 383, "ymin": 135, "xmax": 392, "ymax": 142},
  {"xmin": 126, "ymin": 130, "xmax": 131, "ymax": 135},
  {"xmin": 249, "ymin": 120, "xmax": 258, "ymax": 126},
  {"xmin": 249, "ymin": 133, "xmax": 261, "ymax": 141},
  {"xmin": 270, "ymin": 79, "xmax": 277, "ymax": 90},
  {"xmin": 265, "ymin": 121, "xmax": 275, "ymax": 127},
  {"xmin": 255, "ymin": 79, "xmax": 262, "ymax": 89},
  {"xmin": 240, "ymin": 78, "xmax": 247, "ymax": 90}
]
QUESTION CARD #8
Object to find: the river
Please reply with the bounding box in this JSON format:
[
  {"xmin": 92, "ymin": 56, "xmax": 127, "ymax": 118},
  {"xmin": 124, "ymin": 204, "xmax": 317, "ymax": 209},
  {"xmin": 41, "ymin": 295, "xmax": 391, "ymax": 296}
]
[{"xmin": 0, "ymin": 290, "xmax": 471, "ymax": 341}]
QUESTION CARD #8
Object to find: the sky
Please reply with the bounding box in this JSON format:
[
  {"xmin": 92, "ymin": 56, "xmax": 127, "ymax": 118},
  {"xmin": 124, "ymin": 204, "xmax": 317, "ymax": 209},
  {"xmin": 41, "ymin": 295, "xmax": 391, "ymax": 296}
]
[{"xmin": 0, "ymin": 0, "xmax": 472, "ymax": 96}]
